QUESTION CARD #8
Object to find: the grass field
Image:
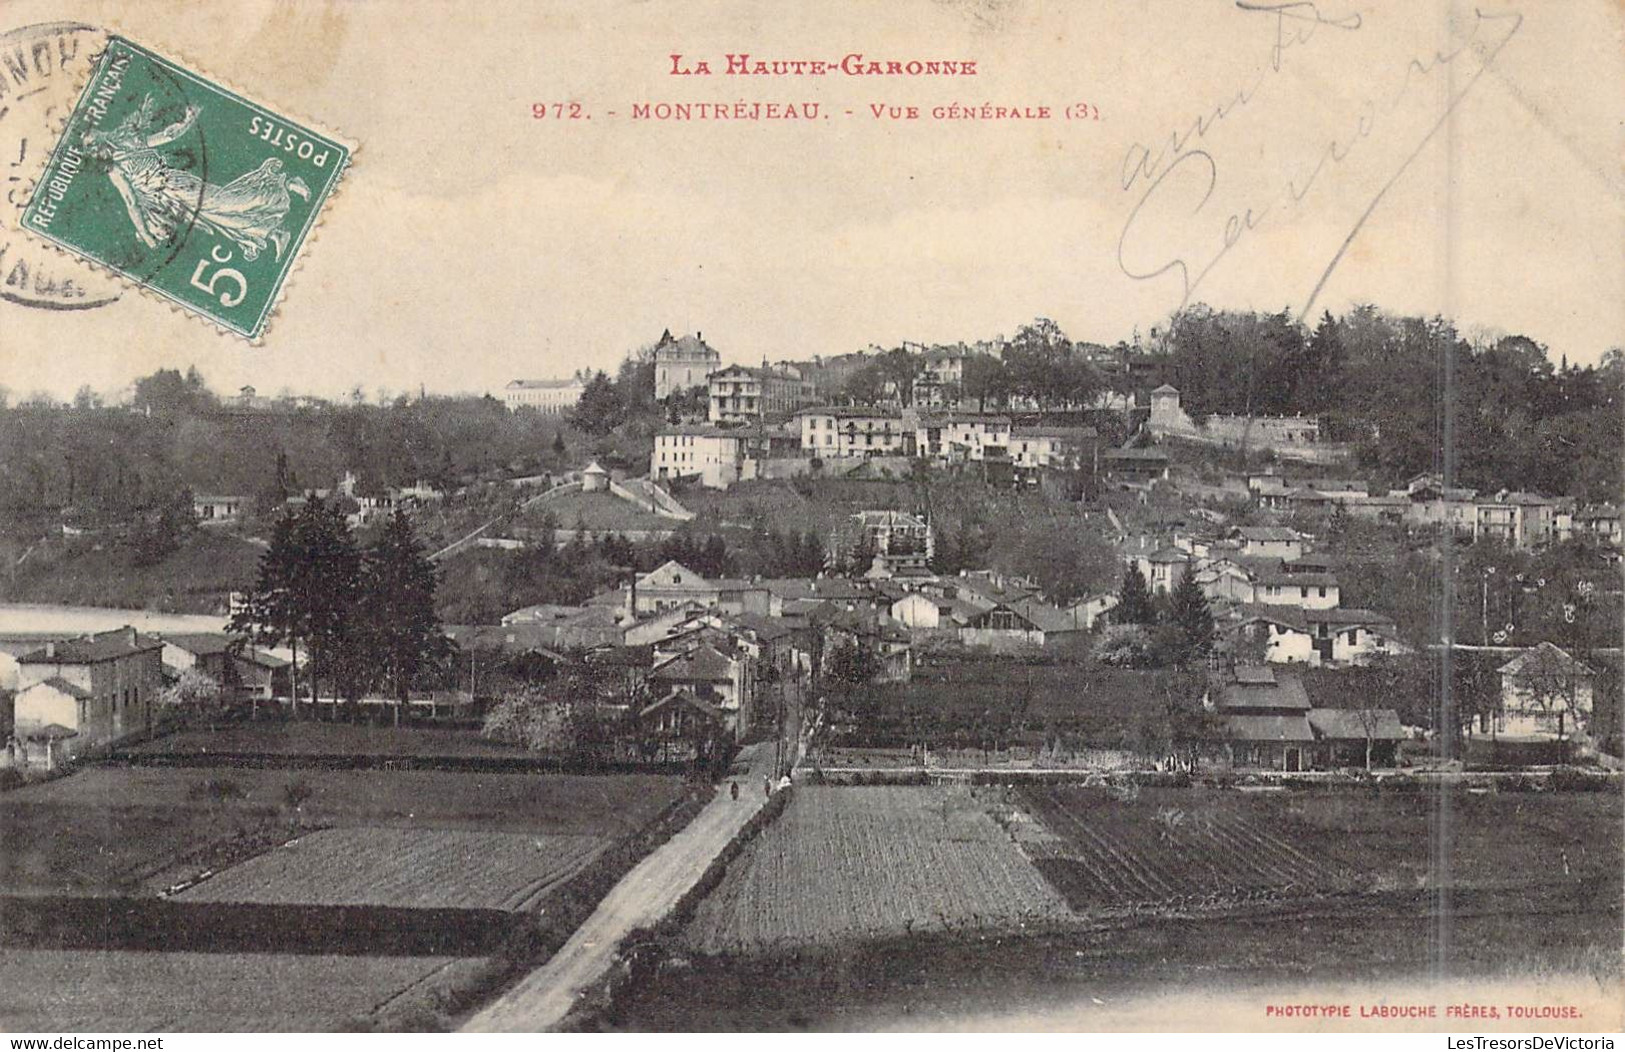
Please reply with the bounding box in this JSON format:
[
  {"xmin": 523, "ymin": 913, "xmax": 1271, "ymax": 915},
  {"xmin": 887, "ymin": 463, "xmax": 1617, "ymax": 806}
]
[
  {"xmin": 0, "ymin": 949, "xmax": 465, "ymax": 1031},
  {"xmin": 520, "ymin": 488, "xmax": 675, "ymax": 533},
  {"xmin": 1, "ymin": 767, "xmax": 685, "ymax": 897},
  {"xmin": 0, "ymin": 801, "xmax": 282, "ymax": 898},
  {"xmin": 682, "ymin": 787, "xmax": 1071, "ymax": 955},
  {"xmin": 177, "ymin": 827, "xmax": 608, "ymax": 910},
  {"xmin": 125, "ymin": 722, "xmax": 541, "ymax": 763}
]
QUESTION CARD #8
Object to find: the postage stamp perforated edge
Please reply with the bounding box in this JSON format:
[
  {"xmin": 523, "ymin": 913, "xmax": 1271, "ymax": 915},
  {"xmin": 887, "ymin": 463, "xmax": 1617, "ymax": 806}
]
[{"xmin": 11, "ymin": 26, "xmax": 359, "ymax": 343}]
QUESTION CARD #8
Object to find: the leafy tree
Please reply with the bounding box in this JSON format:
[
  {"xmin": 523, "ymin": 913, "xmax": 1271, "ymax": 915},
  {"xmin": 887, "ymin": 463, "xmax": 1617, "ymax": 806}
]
[
  {"xmin": 158, "ymin": 667, "xmax": 222, "ymax": 727},
  {"xmin": 571, "ymin": 371, "xmax": 621, "ymax": 435},
  {"xmin": 824, "ymin": 637, "xmax": 882, "ymax": 724},
  {"xmin": 842, "ymin": 360, "xmax": 887, "ymax": 405},
  {"xmin": 960, "ymin": 353, "xmax": 1009, "ymax": 412},
  {"xmin": 1002, "ymin": 520, "xmax": 1118, "ymax": 605},
  {"xmin": 364, "ymin": 510, "xmax": 448, "ymax": 725},
  {"xmin": 1113, "ymin": 564, "xmax": 1156, "ymax": 625},
  {"xmin": 1093, "ymin": 624, "xmax": 1153, "ymax": 667}
]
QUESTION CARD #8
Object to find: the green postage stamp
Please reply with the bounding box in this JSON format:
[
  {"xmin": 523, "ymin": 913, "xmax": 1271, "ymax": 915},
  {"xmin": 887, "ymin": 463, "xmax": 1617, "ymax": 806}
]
[{"xmin": 20, "ymin": 35, "xmax": 350, "ymax": 338}]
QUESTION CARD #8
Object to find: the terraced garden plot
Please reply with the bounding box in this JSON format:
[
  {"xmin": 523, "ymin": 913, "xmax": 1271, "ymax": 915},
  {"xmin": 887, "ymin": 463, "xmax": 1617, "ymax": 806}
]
[
  {"xmin": 1018, "ymin": 786, "xmax": 1358, "ymax": 910},
  {"xmin": 683, "ymin": 786, "xmax": 1072, "ymax": 955},
  {"xmin": 176, "ymin": 827, "xmax": 607, "ymax": 910}
]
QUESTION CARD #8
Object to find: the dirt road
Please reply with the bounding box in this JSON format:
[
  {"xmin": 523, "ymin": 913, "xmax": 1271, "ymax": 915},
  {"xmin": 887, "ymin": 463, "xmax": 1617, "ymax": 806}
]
[{"xmin": 463, "ymin": 744, "xmax": 776, "ymax": 1032}]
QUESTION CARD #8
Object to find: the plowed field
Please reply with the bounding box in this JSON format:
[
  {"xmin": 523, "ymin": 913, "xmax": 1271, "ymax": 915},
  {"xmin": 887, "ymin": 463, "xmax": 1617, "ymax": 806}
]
[
  {"xmin": 684, "ymin": 786, "xmax": 1071, "ymax": 954},
  {"xmin": 176, "ymin": 827, "xmax": 607, "ymax": 910}
]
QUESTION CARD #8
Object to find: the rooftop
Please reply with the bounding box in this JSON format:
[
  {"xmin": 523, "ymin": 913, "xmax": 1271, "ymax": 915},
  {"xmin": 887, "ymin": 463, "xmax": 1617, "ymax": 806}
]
[
  {"xmin": 1220, "ymin": 714, "xmax": 1315, "ymax": 743},
  {"xmin": 19, "ymin": 627, "xmax": 163, "ymax": 664},
  {"xmin": 1307, "ymin": 708, "xmax": 1406, "ymax": 741},
  {"xmin": 651, "ymin": 644, "xmax": 736, "ymax": 681},
  {"xmin": 1215, "ymin": 667, "xmax": 1311, "ymax": 712},
  {"xmin": 1236, "ymin": 526, "xmax": 1302, "ymax": 542}
]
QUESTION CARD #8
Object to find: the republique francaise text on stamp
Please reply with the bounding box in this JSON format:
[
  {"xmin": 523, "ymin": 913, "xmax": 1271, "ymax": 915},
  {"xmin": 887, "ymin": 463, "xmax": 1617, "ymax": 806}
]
[{"xmin": 20, "ymin": 34, "xmax": 350, "ymax": 338}]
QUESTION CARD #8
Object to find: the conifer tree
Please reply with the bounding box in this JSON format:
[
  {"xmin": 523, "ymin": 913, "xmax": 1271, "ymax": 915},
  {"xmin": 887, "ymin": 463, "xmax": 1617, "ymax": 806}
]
[
  {"xmin": 364, "ymin": 510, "xmax": 447, "ymax": 726},
  {"xmin": 1169, "ymin": 567, "xmax": 1215, "ymax": 666},
  {"xmin": 1114, "ymin": 563, "xmax": 1156, "ymax": 625}
]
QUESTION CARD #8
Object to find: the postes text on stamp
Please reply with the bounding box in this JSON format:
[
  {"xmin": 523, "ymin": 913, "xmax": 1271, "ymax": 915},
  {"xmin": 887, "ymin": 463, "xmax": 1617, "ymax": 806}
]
[{"xmin": 20, "ymin": 35, "xmax": 350, "ymax": 338}]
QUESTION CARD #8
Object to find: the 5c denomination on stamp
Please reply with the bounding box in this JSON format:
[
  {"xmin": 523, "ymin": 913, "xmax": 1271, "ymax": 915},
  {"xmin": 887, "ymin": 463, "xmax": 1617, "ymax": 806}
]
[{"xmin": 20, "ymin": 34, "xmax": 351, "ymax": 339}]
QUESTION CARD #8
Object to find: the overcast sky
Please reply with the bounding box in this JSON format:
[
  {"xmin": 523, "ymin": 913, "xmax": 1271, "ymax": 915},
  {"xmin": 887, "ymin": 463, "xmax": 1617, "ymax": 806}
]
[{"xmin": 3, "ymin": 0, "xmax": 1621, "ymax": 402}]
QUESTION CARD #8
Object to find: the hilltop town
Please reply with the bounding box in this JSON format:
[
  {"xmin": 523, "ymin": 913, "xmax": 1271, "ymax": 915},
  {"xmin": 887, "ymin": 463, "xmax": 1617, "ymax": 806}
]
[{"xmin": 0, "ymin": 306, "xmax": 1619, "ymax": 1031}]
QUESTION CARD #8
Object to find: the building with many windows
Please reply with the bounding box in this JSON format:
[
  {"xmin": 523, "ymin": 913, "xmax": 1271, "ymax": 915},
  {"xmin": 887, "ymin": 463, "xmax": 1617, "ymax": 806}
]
[
  {"xmin": 12, "ymin": 627, "xmax": 164, "ymax": 762},
  {"xmin": 707, "ymin": 363, "xmax": 818, "ymax": 423},
  {"xmin": 794, "ymin": 406, "xmax": 911, "ymax": 456},
  {"xmin": 651, "ymin": 425, "xmax": 749, "ymax": 488},
  {"xmin": 503, "ymin": 377, "xmax": 586, "ymax": 413}
]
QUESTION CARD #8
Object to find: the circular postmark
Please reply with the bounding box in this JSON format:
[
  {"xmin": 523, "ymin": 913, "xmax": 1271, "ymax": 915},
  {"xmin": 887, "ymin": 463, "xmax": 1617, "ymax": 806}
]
[{"xmin": 0, "ymin": 21, "xmax": 122, "ymax": 310}]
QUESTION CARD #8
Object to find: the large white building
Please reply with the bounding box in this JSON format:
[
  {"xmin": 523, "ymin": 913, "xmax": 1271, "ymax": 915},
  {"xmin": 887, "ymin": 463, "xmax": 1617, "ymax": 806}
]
[
  {"xmin": 651, "ymin": 425, "xmax": 749, "ymax": 488},
  {"xmin": 503, "ymin": 377, "xmax": 586, "ymax": 413},
  {"xmin": 795, "ymin": 406, "xmax": 911, "ymax": 457}
]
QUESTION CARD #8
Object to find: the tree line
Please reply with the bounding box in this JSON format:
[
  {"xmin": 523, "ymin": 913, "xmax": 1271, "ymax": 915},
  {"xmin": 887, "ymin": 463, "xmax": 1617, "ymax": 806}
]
[
  {"xmin": 230, "ymin": 501, "xmax": 449, "ymax": 721},
  {"xmin": 1151, "ymin": 305, "xmax": 1624, "ymax": 501},
  {"xmin": 0, "ymin": 367, "xmax": 581, "ymax": 535},
  {"xmin": 839, "ymin": 318, "xmax": 1113, "ymax": 412}
]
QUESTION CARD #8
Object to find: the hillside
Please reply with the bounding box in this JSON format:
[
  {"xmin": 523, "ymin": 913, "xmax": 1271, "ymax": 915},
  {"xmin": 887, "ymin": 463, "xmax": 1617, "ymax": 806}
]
[{"xmin": 0, "ymin": 530, "xmax": 266, "ymax": 615}]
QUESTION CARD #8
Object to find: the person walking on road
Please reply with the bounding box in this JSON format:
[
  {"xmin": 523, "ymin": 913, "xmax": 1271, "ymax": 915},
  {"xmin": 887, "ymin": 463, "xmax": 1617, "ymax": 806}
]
[
  {"xmin": 763, "ymin": 775, "xmax": 773, "ymax": 799},
  {"xmin": 730, "ymin": 781, "xmax": 739, "ymax": 802}
]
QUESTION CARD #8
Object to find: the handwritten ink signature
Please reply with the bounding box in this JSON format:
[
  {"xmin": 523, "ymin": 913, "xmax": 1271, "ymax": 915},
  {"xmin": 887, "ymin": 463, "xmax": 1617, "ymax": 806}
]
[{"xmin": 1116, "ymin": 4, "xmax": 1524, "ymax": 320}]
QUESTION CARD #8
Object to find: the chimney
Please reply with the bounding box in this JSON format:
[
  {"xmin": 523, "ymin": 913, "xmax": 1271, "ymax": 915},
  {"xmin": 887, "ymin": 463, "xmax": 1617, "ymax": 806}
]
[
  {"xmin": 127, "ymin": 626, "xmax": 138, "ymax": 647},
  {"xmin": 45, "ymin": 641, "xmax": 55, "ymax": 659}
]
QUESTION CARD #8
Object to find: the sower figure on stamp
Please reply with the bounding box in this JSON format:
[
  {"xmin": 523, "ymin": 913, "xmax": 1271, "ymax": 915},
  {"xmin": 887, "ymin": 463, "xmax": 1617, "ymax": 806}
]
[{"xmin": 82, "ymin": 93, "xmax": 310, "ymax": 261}]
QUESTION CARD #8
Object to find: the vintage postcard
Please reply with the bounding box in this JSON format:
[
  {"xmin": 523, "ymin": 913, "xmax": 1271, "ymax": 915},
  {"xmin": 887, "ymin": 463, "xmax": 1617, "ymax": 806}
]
[{"xmin": 0, "ymin": 0, "xmax": 1620, "ymax": 1040}]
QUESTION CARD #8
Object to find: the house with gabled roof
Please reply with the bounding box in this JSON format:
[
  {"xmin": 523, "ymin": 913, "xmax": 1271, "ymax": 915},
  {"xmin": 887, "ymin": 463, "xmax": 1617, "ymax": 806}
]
[
  {"xmin": 648, "ymin": 641, "xmax": 754, "ymax": 736},
  {"xmin": 1306, "ymin": 707, "xmax": 1406, "ymax": 767},
  {"xmin": 1222, "ymin": 604, "xmax": 1316, "ymax": 665},
  {"xmin": 13, "ymin": 627, "xmax": 164, "ymax": 758},
  {"xmin": 1135, "ymin": 546, "xmax": 1190, "ymax": 596},
  {"xmin": 157, "ymin": 633, "xmax": 290, "ymax": 703},
  {"xmin": 1192, "ymin": 559, "xmax": 1256, "ymax": 604},
  {"xmin": 958, "ymin": 597, "xmax": 1082, "ymax": 651},
  {"xmin": 1233, "ymin": 526, "xmax": 1304, "ymax": 561},
  {"xmin": 637, "ymin": 689, "xmax": 731, "ymax": 761},
  {"xmin": 1252, "ymin": 569, "xmax": 1340, "ymax": 611},
  {"xmin": 1060, "ymin": 592, "xmax": 1119, "ymax": 631},
  {"xmin": 1491, "ymin": 642, "xmax": 1596, "ymax": 741},
  {"xmin": 625, "ymin": 560, "xmax": 769, "ymax": 617},
  {"xmin": 1301, "ymin": 608, "xmax": 1404, "ymax": 666},
  {"xmin": 1204, "ymin": 665, "xmax": 1315, "ymax": 771}
]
